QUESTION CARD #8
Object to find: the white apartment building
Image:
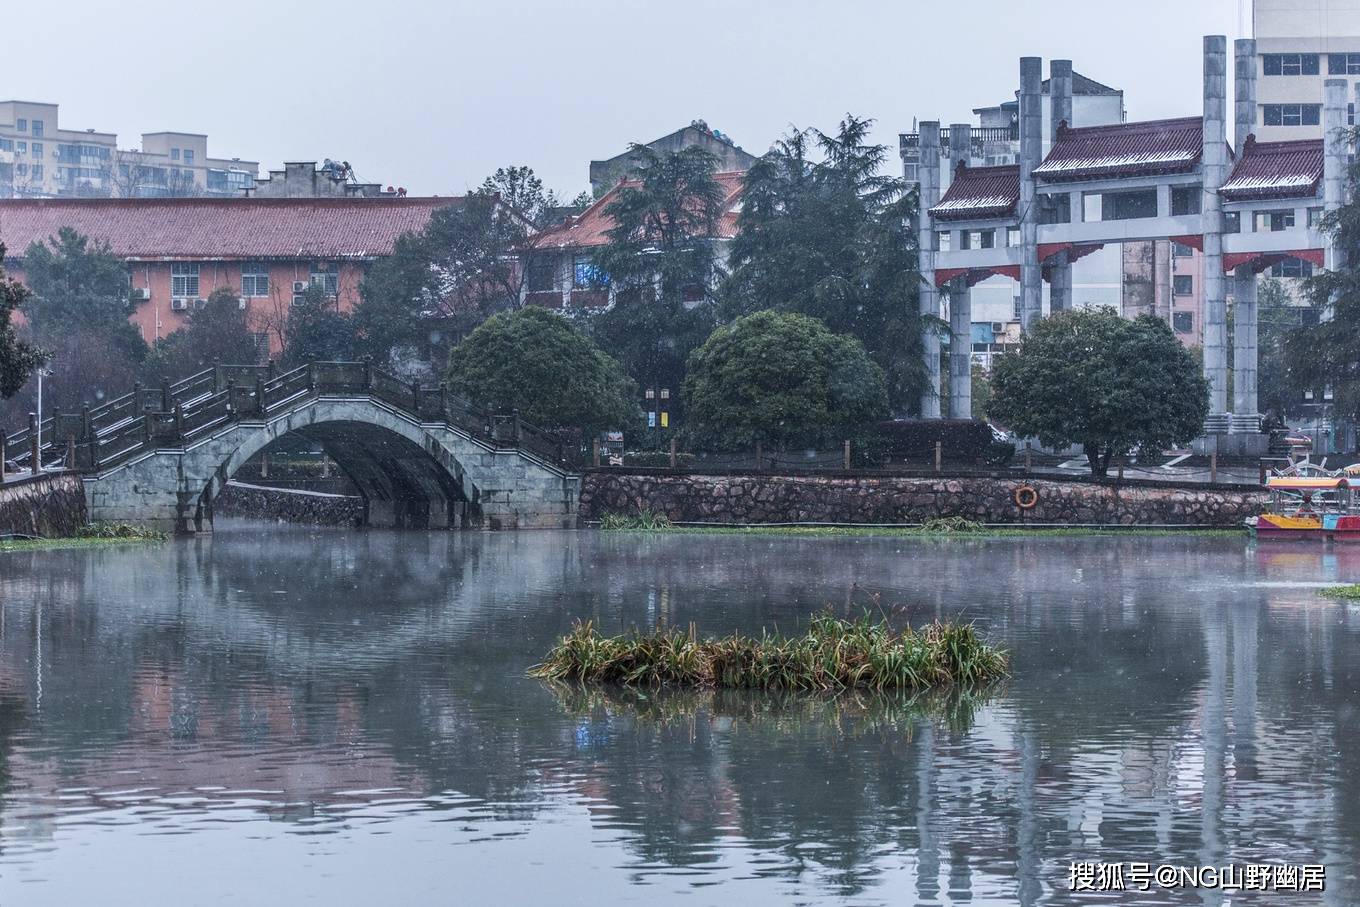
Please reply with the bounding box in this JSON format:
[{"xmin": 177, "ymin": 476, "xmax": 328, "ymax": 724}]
[
  {"xmin": 0, "ymin": 100, "xmax": 257, "ymax": 198},
  {"xmin": 1254, "ymin": 0, "xmax": 1360, "ymax": 140}
]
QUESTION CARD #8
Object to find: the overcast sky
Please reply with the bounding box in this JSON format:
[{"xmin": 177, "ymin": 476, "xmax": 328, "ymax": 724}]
[{"xmin": 8, "ymin": 0, "xmax": 1246, "ymax": 197}]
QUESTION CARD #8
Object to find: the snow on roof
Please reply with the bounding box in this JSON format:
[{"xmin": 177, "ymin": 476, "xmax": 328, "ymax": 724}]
[
  {"xmin": 1034, "ymin": 117, "xmax": 1204, "ymax": 183},
  {"xmin": 929, "ymin": 164, "xmax": 1020, "ymax": 222},
  {"xmin": 1219, "ymin": 137, "xmax": 1323, "ymax": 202}
]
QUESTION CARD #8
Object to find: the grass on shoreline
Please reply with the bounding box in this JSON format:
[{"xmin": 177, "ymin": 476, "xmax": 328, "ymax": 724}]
[
  {"xmin": 594, "ymin": 512, "xmax": 1242, "ymax": 539},
  {"xmin": 530, "ymin": 613, "xmax": 1008, "ymax": 693},
  {"xmin": 1320, "ymin": 584, "xmax": 1360, "ymax": 599},
  {"xmin": 0, "ymin": 523, "xmax": 166, "ymax": 553}
]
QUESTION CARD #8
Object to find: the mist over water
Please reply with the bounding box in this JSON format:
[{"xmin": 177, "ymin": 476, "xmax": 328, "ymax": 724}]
[{"xmin": 1, "ymin": 524, "xmax": 1357, "ymax": 905}]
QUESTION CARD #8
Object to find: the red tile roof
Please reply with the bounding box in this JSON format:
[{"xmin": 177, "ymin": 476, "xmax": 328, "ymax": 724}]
[
  {"xmin": 0, "ymin": 196, "xmax": 462, "ymax": 261},
  {"xmin": 528, "ymin": 171, "xmax": 745, "ymax": 251},
  {"xmin": 1219, "ymin": 136, "xmax": 1323, "ymax": 202},
  {"xmin": 1034, "ymin": 116, "xmax": 1204, "ymax": 182},
  {"xmin": 930, "ymin": 164, "xmax": 1020, "ymax": 221}
]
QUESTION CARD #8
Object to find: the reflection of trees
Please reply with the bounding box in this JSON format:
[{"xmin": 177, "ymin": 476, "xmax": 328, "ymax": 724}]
[{"xmin": 0, "ymin": 691, "xmax": 28, "ymax": 858}]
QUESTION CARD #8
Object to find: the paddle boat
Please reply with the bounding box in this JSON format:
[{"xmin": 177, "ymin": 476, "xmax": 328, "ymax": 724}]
[{"xmin": 1249, "ymin": 476, "xmax": 1360, "ymax": 542}]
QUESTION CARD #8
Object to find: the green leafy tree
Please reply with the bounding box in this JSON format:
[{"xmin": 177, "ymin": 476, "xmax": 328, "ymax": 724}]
[
  {"xmin": 446, "ymin": 306, "xmax": 637, "ymax": 431},
  {"xmin": 0, "ymin": 246, "xmax": 45, "ymax": 400},
  {"xmin": 721, "ymin": 115, "xmax": 925, "ymax": 412},
  {"xmin": 480, "ymin": 165, "xmax": 562, "ymax": 228},
  {"xmin": 355, "ymin": 193, "xmax": 529, "ymax": 366},
  {"xmin": 144, "ymin": 288, "xmax": 259, "ymax": 380},
  {"xmin": 1254, "ymin": 278, "xmax": 1308, "ymax": 421},
  {"xmin": 285, "ymin": 286, "xmax": 359, "ymax": 366},
  {"xmin": 589, "ymin": 144, "xmax": 726, "ymax": 404},
  {"xmin": 988, "ymin": 307, "xmax": 1209, "ymax": 476},
  {"xmin": 681, "ymin": 310, "xmax": 888, "ymax": 450},
  {"xmin": 2, "ymin": 228, "xmax": 147, "ymax": 421}
]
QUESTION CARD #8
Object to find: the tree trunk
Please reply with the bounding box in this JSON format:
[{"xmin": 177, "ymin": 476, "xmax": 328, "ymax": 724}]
[{"xmin": 1084, "ymin": 442, "xmax": 1108, "ymax": 477}]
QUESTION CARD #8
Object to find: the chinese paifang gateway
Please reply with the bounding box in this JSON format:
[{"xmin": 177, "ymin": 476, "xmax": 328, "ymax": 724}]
[{"xmin": 1248, "ymin": 477, "xmax": 1360, "ymax": 541}]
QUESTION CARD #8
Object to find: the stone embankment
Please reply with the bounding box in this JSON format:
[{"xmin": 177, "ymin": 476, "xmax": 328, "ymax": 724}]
[
  {"xmin": 215, "ymin": 481, "xmax": 364, "ymax": 527},
  {"xmin": 579, "ymin": 472, "xmax": 1265, "ymax": 527},
  {"xmin": 0, "ymin": 473, "xmax": 88, "ymax": 537}
]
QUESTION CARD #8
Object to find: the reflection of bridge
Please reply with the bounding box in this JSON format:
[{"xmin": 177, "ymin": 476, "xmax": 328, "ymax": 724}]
[{"xmin": 2, "ymin": 362, "xmax": 581, "ymax": 532}]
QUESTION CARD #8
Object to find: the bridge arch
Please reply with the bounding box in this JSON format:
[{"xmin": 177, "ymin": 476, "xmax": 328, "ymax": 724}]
[{"xmin": 197, "ymin": 399, "xmax": 482, "ymax": 531}]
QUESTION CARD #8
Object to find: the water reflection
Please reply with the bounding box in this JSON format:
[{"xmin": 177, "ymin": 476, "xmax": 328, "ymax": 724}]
[{"xmin": 0, "ymin": 526, "xmax": 1358, "ymax": 904}]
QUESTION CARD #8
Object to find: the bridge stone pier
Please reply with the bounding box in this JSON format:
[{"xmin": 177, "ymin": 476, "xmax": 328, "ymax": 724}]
[{"xmin": 7, "ymin": 362, "xmax": 582, "ymax": 533}]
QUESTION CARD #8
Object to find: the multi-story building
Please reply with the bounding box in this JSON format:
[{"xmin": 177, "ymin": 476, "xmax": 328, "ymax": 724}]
[
  {"xmin": 246, "ymin": 160, "xmax": 397, "ymax": 199},
  {"xmin": 0, "ymin": 196, "xmax": 461, "ymax": 351},
  {"xmin": 1253, "ymin": 0, "xmax": 1360, "ymax": 142},
  {"xmin": 0, "ymin": 100, "xmax": 257, "ymax": 198}
]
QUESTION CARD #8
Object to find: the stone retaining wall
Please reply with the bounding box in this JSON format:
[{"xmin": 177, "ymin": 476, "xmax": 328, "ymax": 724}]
[
  {"xmin": 579, "ymin": 472, "xmax": 1266, "ymax": 527},
  {"xmin": 215, "ymin": 481, "xmax": 365, "ymax": 527},
  {"xmin": 0, "ymin": 473, "xmax": 88, "ymax": 537}
]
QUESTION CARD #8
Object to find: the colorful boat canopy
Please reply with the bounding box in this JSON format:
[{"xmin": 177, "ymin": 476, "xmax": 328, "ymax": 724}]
[{"xmin": 1265, "ymin": 477, "xmax": 1350, "ymax": 490}]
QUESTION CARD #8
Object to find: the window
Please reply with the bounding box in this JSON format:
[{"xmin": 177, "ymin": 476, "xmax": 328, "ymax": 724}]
[
  {"xmin": 1254, "ymin": 210, "xmax": 1296, "ymax": 232},
  {"xmin": 527, "ymin": 258, "xmax": 555, "ymax": 292},
  {"xmin": 1171, "ymin": 185, "xmax": 1201, "ymax": 216},
  {"xmin": 1263, "ymin": 104, "xmax": 1322, "ymax": 127},
  {"xmin": 31, "ymin": 120, "xmax": 42, "ymax": 137},
  {"xmin": 240, "ymin": 263, "xmax": 269, "ymax": 297},
  {"xmin": 16, "ymin": 118, "xmax": 25, "ymax": 132},
  {"xmin": 1174, "ymin": 275, "xmax": 1193, "ymax": 296},
  {"xmin": 573, "ymin": 254, "xmax": 598, "ymax": 288},
  {"xmin": 31, "ymin": 164, "xmax": 42, "ymax": 181},
  {"xmin": 1007, "ymin": 226, "xmax": 1021, "ymax": 247},
  {"xmin": 936, "ymin": 231, "xmax": 952, "ymax": 252},
  {"xmin": 29, "ymin": 142, "xmax": 40, "ymax": 157},
  {"xmin": 171, "ymin": 148, "xmax": 180, "ymax": 160},
  {"xmin": 1330, "ymin": 53, "xmax": 1360, "ymax": 75},
  {"xmin": 1039, "ymin": 192, "xmax": 1071, "ymax": 224},
  {"xmin": 309, "ymin": 262, "xmax": 339, "ymax": 296},
  {"xmin": 1173, "ymin": 311, "xmax": 1194, "ymax": 333},
  {"xmin": 184, "ymin": 149, "xmax": 194, "ymax": 165},
  {"xmin": 1096, "ymin": 188, "xmax": 1158, "ymax": 221},
  {"xmin": 1224, "ymin": 210, "xmax": 1241, "ymax": 234},
  {"xmin": 171, "ymin": 263, "xmax": 200, "ymax": 298},
  {"xmin": 960, "ymin": 229, "xmax": 995, "ymax": 250},
  {"xmin": 1309, "ymin": 207, "xmax": 1325, "ymax": 228},
  {"xmin": 1012, "ymin": 296, "xmax": 1022, "ymax": 321},
  {"xmin": 15, "ymin": 142, "xmax": 24, "ymax": 154},
  {"xmin": 0, "ymin": 138, "xmax": 10, "ymax": 151},
  {"xmin": 1173, "ymin": 242, "xmax": 1195, "ymax": 258},
  {"xmin": 1270, "ymin": 258, "xmax": 1314, "ymax": 278},
  {"xmin": 1263, "ymin": 53, "xmax": 1320, "ymax": 76}
]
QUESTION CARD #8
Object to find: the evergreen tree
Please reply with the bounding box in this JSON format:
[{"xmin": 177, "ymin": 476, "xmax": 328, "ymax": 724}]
[
  {"xmin": 721, "ymin": 115, "xmax": 925, "ymax": 412},
  {"xmin": 480, "ymin": 165, "xmax": 563, "ymax": 228},
  {"xmin": 144, "ymin": 288, "xmax": 259, "ymax": 380},
  {"xmin": 589, "ymin": 144, "xmax": 726, "ymax": 404},
  {"xmin": 284, "ymin": 286, "xmax": 359, "ymax": 366},
  {"xmin": 0, "ymin": 246, "xmax": 45, "ymax": 401}
]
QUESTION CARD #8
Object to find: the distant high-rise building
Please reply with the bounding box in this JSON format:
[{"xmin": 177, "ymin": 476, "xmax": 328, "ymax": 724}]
[
  {"xmin": 1253, "ymin": 0, "xmax": 1360, "ymax": 141},
  {"xmin": 0, "ymin": 100, "xmax": 257, "ymax": 198}
]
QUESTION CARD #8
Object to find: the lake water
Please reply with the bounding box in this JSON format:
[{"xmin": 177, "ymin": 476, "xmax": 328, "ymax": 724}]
[{"xmin": 1, "ymin": 524, "xmax": 1358, "ymax": 905}]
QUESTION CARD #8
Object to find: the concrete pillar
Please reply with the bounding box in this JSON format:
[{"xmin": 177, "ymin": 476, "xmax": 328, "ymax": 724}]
[
  {"xmin": 948, "ymin": 277, "xmax": 972, "ymax": 419},
  {"xmin": 948, "ymin": 123, "xmax": 972, "ymax": 173},
  {"xmin": 1232, "ymin": 265, "xmax": 1260, "ymax": 430},
  {"xmin": 1047, "ymin": 60, "xmax": 1074, "ymax": 314},
  {"xmin": 916, "ymin": 122, "xmax": 943, "ymax": 418},
  {"xmin": 1019, "ymin": 57, "xmax": 1043, "ymax": 332},
  {"xmin": 1202, "ymin": 36, "xmax": 1231, "ymax": 432},
  {"xmin": 1155, "ymin": 240, "xmax": 1173, "ymax": 323},
  {"xmin": 1324, "ymin": 79, "xmax": 1348, "ymax": 286},
  {"xmin": 1050, "ymin": 59, "xmax": 1073, "ymax": 141},
  {"xmin": 1234, "ymin": 39, "xmax": 1257, "ymax": 155}
]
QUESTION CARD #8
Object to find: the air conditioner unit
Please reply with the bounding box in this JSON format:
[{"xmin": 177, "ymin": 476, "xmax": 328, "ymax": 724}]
[
  {"xmin": 293, "ymin": 281, "xmax": 308, "ymax": 294},
  {"xmin": 292, "ymin": 295, "xmax": 307, "ymax": 307},
  {"xmin": 193, "ymin": 297, "xmax": 208, "ymax": 310},
  {"xmin": 992, "ymin": 322, "xmax": 1005, "ymax": 334},
  {"xmin": 170, "ymin": 298, "xmax": 188, "ymax": 311},
  {"xmin": 132, "ymin": 287, "xmax": 151, "ymax": 301},
  {"xmin": 237, "ymin": 298, "xmax": 248, "ymax": 310}
]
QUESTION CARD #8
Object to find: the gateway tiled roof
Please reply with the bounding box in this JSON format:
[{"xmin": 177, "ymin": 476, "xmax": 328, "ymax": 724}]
[
  {"xmin": 0, "ymin": 196, "xmax": 461, "ymax": 260},
  {"xmin": 1034, "ymin": 116, "xmax": 1204, "ymax": 182},
  {"xmin": 930, "ymin": 164, "xmax": 1020, "ymax": 221},
  {"xmin": 1219, "ymin": 137, "xmax": 1323, "ymax": 202},
  {"xmin": 529, "ymin": 171, "xmax": 745, "ymax": 250}
]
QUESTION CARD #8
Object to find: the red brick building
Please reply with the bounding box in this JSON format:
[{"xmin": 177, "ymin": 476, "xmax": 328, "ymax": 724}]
[{"xmin": 0, "ymin": 196, "xmax": 461, "ymax": 351}]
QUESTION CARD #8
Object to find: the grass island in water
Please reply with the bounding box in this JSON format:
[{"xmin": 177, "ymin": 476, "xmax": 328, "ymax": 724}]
[{"xmin": 530, "ymin": 613, "xmax": 1008, "ymax": 693}]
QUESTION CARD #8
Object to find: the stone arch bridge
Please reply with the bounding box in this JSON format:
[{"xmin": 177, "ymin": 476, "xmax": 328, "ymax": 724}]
[{"xmin": 3, "ymin": 362, "xmax": 581, "ymax": 532}]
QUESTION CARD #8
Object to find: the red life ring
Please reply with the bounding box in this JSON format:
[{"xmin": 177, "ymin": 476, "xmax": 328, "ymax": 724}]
[{"xmin": 1013, "ymin": 485, "xmax": 1039, "ymax": 510}]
